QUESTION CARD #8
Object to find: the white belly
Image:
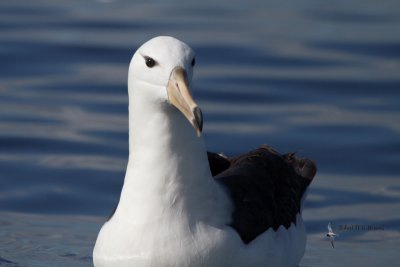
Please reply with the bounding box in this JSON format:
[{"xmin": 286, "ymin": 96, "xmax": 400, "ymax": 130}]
[{"xmin": 93, "ymin": 213, "xmax": 306, "ymax": 267}]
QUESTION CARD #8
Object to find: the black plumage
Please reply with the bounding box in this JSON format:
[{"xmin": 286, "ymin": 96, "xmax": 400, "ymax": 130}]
[{"xmin": 207, "ymin": 145, "xmax": 316, "ymax": 244}]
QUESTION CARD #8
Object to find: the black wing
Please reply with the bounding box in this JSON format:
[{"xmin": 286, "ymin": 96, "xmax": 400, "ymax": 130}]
[{"xmin": 207, "ymin": 145, "xmax": 316, "ymax": 244}]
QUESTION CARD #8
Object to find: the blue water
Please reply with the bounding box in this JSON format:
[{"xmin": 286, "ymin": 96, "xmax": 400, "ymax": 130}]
[{"xmin": 1, "ymin": 0, "xmax": 400, "ymax": 266}]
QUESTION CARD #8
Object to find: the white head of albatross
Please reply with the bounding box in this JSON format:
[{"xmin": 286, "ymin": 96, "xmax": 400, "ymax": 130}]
[
  {"xmin": 93, "ymin": 36, "xmax": 315, "ymax": 267},
  {"xmin": 128, "ymin": 36, "xmax": 202, "ymax": 137}
]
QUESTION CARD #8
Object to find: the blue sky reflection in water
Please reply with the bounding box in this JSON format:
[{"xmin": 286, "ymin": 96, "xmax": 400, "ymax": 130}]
[{"xmin": 0, "ymin": 0, "xmax": 400, "ymax": 266}]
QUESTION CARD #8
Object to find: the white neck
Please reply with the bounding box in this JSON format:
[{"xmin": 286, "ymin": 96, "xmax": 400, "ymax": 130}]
[{"xmin": 115, "ymin": 81, "xmax": 231, "ymax": 226}]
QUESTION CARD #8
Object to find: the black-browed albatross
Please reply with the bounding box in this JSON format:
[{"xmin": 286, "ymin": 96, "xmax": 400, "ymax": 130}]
[{"xmin": 93, "ymin": 36, "xmax": 316, "ymax": 267}]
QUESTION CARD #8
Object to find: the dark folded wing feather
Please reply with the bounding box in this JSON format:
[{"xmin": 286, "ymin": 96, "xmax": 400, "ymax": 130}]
[{"xmin": 207, "ymin": 145, "xmax": 316, "ymax": 244}]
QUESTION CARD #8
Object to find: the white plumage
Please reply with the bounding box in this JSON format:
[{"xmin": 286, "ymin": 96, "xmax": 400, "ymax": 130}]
[{"xmin": 93, "ymin": 36, "xmax": 313, "ymax": 267}]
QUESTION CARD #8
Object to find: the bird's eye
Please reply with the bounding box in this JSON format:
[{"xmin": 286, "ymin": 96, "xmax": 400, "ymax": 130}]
[
  {"xmin": 144, "ymin": 56, "xmax": 156, "ymax": 68},
  {"xmin": 191, "ymin": 57, "xmax": 196, "ymax": 67}
]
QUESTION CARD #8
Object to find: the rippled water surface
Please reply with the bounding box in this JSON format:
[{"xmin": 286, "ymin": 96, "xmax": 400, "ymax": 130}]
[{"xmin": 1, "ymin": 0, "xmax": 400, "ymax": 266}]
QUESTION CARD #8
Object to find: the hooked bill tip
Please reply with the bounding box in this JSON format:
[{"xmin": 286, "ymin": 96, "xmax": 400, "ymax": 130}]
[{"xmin": 193, "ymin": 106, "xmax": 203, "ymax": 135}]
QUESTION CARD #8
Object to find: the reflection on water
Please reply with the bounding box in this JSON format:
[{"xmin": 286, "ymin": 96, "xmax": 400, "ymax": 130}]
[{"xmin": 1, "ymin": 0, "xmax": 400, "ymax": 266}]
